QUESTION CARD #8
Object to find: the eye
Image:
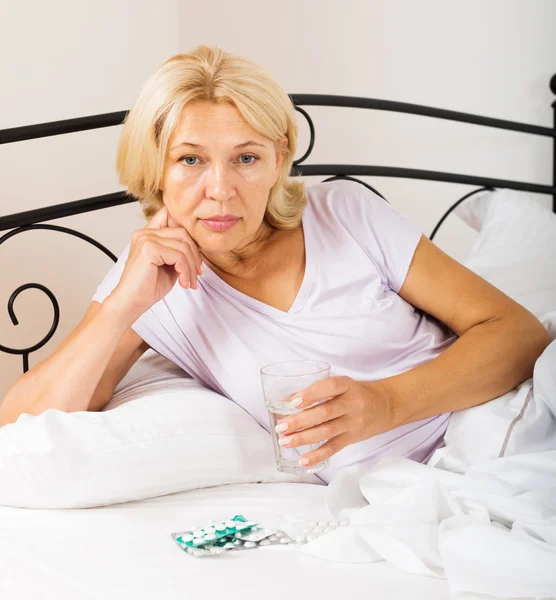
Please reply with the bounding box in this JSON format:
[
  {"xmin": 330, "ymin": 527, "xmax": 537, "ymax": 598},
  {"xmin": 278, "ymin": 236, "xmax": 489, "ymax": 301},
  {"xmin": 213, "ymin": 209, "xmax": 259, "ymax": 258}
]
[
  {"xmin": 178, "ymin": 154, "xmax": 259, "ymax": 167},
  {"xmin": 238, "ymin": 154, "xmax": 258, "ymax": 165},
  {"xmin": 179, "ymin": 156, "xmax": 200, "ymax": 166}
]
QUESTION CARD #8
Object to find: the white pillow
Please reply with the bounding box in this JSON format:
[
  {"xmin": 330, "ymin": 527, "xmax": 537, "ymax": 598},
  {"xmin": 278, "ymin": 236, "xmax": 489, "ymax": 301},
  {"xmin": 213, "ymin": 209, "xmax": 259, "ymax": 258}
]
[
  {"xmin": 0, "ymin": 350, "xmax": 322, "ymax": 509},
  {"xmin": 455, "ymin": 188, "xmax": 556, "ymax": 318}
]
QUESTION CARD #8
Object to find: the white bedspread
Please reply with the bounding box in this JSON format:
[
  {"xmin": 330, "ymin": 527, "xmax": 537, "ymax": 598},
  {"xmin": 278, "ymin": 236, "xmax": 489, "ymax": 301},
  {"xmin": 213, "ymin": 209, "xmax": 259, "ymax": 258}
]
[
  {"xmin": 0, "ymin": 482, "xmax": 450, "ymax": 600},
  {"xmin": 0, "ymin": 321, "xmax": 553, "ymax": 600},
  {"xmin": 299, "ymin": 312, "xmax": 556, "ymax": 599}
]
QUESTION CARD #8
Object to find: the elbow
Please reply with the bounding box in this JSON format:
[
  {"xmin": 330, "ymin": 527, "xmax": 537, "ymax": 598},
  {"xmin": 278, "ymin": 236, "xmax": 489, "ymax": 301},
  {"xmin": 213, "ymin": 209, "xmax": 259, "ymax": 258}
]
[
  {"xmin": 523, "ymin": 312, "xmax": 552, "ymax": 357},
  {"xmin": 532, "ymin": 322, "xmax": 552, "ymax": 361},
  {"xmin": 507, "ymin": 311, "xmax": 552, "ymax": 378}
]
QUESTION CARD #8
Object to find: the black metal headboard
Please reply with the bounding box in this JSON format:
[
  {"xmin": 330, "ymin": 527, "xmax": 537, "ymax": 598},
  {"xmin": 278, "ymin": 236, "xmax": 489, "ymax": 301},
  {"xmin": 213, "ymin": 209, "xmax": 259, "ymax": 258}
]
[{"xmin": 2, "ymin": 75, "xmax": 556, "ymax": 374}]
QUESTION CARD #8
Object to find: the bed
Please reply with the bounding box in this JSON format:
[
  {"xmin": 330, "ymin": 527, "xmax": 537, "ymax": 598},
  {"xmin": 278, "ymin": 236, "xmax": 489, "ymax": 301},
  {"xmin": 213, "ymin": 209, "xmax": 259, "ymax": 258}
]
[{"xmin": 0, "ymin": 76, "xmax": 556, "ymax": 600}]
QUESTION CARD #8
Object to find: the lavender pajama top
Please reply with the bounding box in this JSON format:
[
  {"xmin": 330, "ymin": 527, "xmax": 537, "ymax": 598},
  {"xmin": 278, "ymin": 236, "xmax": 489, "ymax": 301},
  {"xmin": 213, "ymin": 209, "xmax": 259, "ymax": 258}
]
[{"xmin": 93, "ymin": 179, "xmax": 456, "ymax": 483}]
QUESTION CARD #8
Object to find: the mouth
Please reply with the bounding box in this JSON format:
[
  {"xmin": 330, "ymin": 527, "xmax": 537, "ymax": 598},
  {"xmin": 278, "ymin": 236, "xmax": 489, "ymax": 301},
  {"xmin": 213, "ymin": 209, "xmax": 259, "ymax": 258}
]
[{"xmin": 199, "ymin": 215, "xmax": 241, "ymax": 232}]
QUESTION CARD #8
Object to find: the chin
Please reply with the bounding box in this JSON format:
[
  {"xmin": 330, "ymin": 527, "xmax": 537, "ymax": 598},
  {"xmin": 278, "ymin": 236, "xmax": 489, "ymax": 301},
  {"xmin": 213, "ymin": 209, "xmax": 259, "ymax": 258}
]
[{"xmin": 198, "ymin": 239, "xmax": 235, "ymax": 254}]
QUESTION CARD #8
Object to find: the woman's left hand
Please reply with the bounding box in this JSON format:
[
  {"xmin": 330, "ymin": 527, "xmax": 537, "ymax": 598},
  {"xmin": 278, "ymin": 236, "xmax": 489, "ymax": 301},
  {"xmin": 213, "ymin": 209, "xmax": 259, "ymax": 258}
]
[{"xmin": 275, "ymin": 376, "xmax": 397, "ymax": 467}]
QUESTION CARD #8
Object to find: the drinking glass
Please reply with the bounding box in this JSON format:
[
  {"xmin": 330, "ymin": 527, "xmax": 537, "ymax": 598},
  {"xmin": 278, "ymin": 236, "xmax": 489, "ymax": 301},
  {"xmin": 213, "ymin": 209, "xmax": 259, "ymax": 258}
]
[{"xmin": 260, "ymin": 360, "xmax": 331, "ymax": 475}]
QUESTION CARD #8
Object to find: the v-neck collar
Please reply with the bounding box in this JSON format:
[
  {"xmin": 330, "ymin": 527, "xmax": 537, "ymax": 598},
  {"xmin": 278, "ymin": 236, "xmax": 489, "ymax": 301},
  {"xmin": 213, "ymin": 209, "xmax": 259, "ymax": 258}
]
[{"xmin": 201, "ymin": 201, "xmax": 315, "ymax": 320}]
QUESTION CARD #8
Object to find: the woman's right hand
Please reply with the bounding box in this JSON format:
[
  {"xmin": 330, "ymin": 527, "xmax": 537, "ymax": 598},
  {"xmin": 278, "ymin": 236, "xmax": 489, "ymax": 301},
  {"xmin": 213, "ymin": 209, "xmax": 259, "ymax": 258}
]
[{"xmin": 110, "ymin": 206, "xmax": 203, "ymax": 319}]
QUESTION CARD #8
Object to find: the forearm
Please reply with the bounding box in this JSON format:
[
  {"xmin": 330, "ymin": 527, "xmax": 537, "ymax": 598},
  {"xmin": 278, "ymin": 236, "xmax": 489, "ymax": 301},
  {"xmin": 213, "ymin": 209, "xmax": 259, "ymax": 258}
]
[
  {"xmin": 375, "ymin": 313, "xmax": 551, "ymax": 427},
  {"xmin": 0, "ymin": 298, "xmax": 133, "ymax": 427}
]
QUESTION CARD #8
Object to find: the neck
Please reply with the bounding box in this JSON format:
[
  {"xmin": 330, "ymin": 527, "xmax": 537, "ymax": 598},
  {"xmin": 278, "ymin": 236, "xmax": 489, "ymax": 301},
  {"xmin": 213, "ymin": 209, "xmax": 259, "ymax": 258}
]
[{"xmin": 200, "ymin": 220, "xmax": 277, "ymax": 279}]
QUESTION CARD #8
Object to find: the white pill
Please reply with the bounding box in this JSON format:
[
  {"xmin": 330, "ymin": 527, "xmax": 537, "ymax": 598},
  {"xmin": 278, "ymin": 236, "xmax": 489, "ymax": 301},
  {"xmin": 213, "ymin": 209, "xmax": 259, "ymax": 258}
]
[
  {"xmin": 243, "ymin": 541, "xmax": 257, "ymax": 548},
  {"xmin": 269, "ymin": 535, "xmax": 278, "ymax": 542},
  {"xmin": 280, "ymin": 538, "xmax": 291, "ymax": 544},
  {"xmin": 234, "ymin": 532, "xmax": 243, "ymax": 538},
  {"xmin": 181, "ymin": 534, "xmax": 194, "ymax": 542},
  {"xmin": 233, "ymin": 540, "xmax": 242, "ymax": 546},
  {"xmin": 225, "ymin": 521, "xmax": 237, "ymax": 528},
  {"xmin": 207, "ymin": 520, "xmax": 216, "ymax": 526},
  {"xmin": 275, "ymin": 531, "xmax": 284, "ymax": 538},
  {"xmin": 312, "ymin": 527, "xmax": 324, "ymax": 535},
  {"xmin": 193, "ymin": 530, "xmax": 205, "ymax": 537},
  {"xmin": 224, "ymin": 542, "xmax": 235, "ymax": 549},
  {"xmin": 193, "ymin": 549, "xmax": 205, "ymax": 557},
  {"xmin": 295, "ymin": 535, "xmax": 306, "ymax": 544},
  {"xmin": 258, "ymin": 539, "xmax": 271, "ymax": 546}
]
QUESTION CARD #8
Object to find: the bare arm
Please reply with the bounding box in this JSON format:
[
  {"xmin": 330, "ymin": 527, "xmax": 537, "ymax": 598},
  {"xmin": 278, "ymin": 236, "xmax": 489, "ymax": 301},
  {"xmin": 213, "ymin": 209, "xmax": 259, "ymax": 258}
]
[
  {"xmin": 268, "ymin": 236, "xmax": 551, "ymax": 469},
  {"xmin": 0, "ymin": 298, "xmax": 149, "ymax": 428},
  {"xmin": 381, "ymin": 235, "xmax": 551, "ymax": 425},
  {"xmin": 0, "ymin": 205, "xmax": 203, "ymax": 429}
]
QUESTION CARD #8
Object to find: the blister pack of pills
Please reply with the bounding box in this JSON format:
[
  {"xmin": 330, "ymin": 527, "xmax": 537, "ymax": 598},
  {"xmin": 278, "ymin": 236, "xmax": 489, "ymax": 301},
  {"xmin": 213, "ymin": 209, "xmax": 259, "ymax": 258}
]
[
  {"xmin": 277, "ymin": 517, "xmax": 350, "ymax": 544},
  {"xmin": 171, "ymin": 515, "xmax": 295, "ymax": 558}
]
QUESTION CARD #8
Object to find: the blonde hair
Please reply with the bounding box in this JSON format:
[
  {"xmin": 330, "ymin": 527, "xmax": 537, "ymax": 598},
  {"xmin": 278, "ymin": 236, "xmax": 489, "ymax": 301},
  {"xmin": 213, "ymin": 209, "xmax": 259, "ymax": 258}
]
[{"xmin": 116, "ymin": 45, "xmax": 306, "ymax": 230}]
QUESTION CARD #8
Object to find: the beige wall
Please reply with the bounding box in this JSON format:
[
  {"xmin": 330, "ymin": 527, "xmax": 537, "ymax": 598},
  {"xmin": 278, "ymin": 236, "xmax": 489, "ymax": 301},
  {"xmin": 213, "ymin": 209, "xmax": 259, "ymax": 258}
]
[
  {"xmin": 176, "ymin": 0, "xmax": 554, "ymax": 248},
  {"xmin": 1, "ymin": 0, "xmax": 555, "ymax": 398},
  {"xmin": 0, "ymin": 0, "xmax": 178, "ymax": 398}
]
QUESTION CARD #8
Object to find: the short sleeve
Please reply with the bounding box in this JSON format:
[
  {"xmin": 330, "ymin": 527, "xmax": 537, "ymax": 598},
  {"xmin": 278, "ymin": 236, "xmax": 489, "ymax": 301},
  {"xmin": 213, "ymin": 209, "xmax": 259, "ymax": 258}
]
[
  {"xmin": 92, "ymin": 243, "xmax": 131, "ymax": 305},
  {"xmin": 91, "ymin": 243, "xmax": 154, "ymax": 343},
  {"xmin": 333, "ymin": 180, "xmax": 424, "ymax": 293}
]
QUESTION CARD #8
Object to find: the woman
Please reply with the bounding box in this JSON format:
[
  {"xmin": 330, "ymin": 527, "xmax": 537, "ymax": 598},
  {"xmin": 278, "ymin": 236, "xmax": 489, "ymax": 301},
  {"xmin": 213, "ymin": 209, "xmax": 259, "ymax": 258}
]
[{"xmin": 0, "ymin": 46, "xmax": 550, "ymax": 484}]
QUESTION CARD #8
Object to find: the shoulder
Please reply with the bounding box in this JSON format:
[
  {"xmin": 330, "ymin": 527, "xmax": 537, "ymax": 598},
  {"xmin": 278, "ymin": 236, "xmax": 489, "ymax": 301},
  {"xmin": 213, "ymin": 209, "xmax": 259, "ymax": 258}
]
[
  {"xmin": 304, "ymin": 179, "xmax": 387, "ymax": 225},
  {"xmin": 306, "ymin": 178, "xmax": 384, "ymax": 208}
]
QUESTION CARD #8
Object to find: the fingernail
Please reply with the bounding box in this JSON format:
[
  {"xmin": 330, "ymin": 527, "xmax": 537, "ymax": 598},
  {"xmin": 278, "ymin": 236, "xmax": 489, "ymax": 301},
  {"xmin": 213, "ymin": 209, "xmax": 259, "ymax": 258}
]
[
  {"xmin": 199, "ymin": 264, "xmax": 205, "ymax": 275},
  {"xmin": 275, "ymin": 422, "xmax": 288, "ymax": 433},
  {"xmin": 299, "ymin": 458, "xmax": 310, "ymax": 466},
  {"xmin": 291, "ymin": 396, "xmax": 303, "ymax": 408},
  {"xmin": 279, "ymin": 435, "xmax": 292, "ymax": 446}
]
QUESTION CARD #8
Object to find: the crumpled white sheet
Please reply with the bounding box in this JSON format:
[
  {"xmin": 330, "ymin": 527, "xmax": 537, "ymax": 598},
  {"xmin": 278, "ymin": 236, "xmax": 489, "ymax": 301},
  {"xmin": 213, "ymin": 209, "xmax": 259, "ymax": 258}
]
[{"xmin": 297, "ymin": 312, "xmax": 556, "ymax": 599}]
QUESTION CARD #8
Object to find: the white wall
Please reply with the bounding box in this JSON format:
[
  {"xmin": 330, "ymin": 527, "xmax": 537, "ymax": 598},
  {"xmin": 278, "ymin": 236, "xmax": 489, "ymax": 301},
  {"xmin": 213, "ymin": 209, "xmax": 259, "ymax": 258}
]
[
  {"xmin": 1, "ymin": 0, "xmax": 554, "ymax": 399},
  {"xmin": 0, "ymin": 0, "xmax": 178, "ymax": 398}
]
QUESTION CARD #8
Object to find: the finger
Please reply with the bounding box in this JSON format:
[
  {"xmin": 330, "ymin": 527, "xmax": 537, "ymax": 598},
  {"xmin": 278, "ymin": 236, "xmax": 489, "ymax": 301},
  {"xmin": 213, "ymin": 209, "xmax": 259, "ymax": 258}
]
[
  {"xmin": 278, "ymin": 415, "xmax": 349, "ymax": 449},
  {"xmin": 275, "ymin": 396, "xmax": 346, "ymax": 435},
  {"xmin": 148, "ymin": 227, "xmax": 193, "ymax": 240},
  {"xmin": 141, "ymin": 238, "xmax": 197, "ymax": 289},
  {"xmin": 145, "ymin": 206, "xmax": 169, "ymax": 229},
  {"xmin": 149, "ymin": 237, "xmax": 199, "ymax": 289},
  {"xmin": 150, "ymin": 228, "xmax": 203, "ymax": 276},
  {"xmin": 289, "ymin": 376, "xmax": 352, "ymax": 410},
  {"xmin": 296, "ymin": 432, "xmax": 351, "ymax": 467}
]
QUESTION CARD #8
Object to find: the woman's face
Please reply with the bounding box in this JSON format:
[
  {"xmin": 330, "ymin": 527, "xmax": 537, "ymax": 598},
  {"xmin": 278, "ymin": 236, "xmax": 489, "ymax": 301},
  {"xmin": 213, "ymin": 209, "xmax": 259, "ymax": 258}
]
[{"xmin": 161, "ymin": 100, "xmax": 286, "ymax": 258}]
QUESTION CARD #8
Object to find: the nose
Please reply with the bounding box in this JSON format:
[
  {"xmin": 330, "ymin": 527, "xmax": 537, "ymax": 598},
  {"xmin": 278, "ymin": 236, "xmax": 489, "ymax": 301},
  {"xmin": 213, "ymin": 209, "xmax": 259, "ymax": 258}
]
[{"xmin": 204, "ymin": 163, "xmax": 236, "ymax": 203}]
